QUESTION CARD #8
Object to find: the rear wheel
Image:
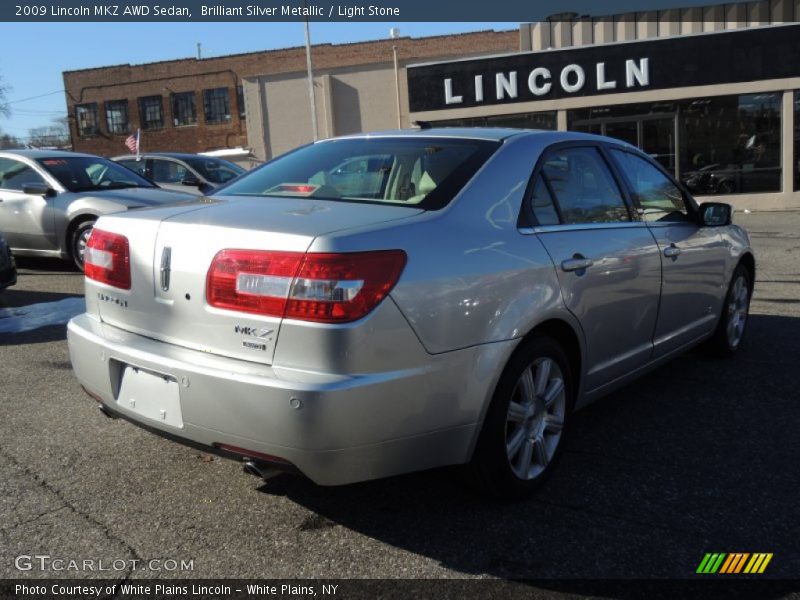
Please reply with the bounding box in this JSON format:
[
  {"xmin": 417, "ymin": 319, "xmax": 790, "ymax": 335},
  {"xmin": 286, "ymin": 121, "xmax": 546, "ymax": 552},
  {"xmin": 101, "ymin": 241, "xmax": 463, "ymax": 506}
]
[
  {"xmin": 705, "ymin": 264, "xmax": 752, "ymax": 356},
  {"xmin": 469, "ymin": 336, "xmax": 573, "ymax": 499},
  {"xmin": 70, "ymin": 219, "xmax": 96, "ymax": 271}
]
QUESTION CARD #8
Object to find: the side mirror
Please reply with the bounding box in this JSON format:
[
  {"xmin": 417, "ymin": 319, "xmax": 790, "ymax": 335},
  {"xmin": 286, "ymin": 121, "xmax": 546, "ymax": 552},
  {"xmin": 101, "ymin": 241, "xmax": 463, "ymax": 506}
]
[
  {"xmin": 698, "ymin": 202, "xmax": 732, "ymax": 227},
  {"xmin": 181, "ymin": 175, "xmax": 201, "ymax": 187},
  {"xmin": 22, "ymin": 182, "xmax": 56, "ymax": 197}
]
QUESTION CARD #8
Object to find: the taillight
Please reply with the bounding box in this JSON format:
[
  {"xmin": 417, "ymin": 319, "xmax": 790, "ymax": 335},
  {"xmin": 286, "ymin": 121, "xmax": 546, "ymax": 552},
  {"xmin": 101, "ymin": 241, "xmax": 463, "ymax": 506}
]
[
  {"xmin": 206, "ymin": 249, "xmax": 406, "ymax": 323},
  {"xmin": 84, "ymin": 229, "xmax": 131, "ymax": 290}
]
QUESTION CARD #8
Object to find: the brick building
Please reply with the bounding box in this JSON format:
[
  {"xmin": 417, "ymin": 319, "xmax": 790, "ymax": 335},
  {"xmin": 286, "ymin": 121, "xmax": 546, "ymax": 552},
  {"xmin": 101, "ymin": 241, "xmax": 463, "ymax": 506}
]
[{"xmin": 62, "ymin": 29, "xmax": 519, "ymax": 158}]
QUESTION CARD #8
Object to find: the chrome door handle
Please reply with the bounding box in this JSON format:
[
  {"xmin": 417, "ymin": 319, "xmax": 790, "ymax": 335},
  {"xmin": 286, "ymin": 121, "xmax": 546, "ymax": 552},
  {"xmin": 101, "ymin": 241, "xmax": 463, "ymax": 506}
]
[
  {"xmin": 663, "ymin": 244, "xmax": 681, "ymax": 258},
  {"xmin": 561, "ymin": 257, "xmax": 594, "ymax": 272}
]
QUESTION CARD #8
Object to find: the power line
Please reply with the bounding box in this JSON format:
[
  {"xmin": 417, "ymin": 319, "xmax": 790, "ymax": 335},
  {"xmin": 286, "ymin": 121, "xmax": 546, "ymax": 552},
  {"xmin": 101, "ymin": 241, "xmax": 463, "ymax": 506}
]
[{"xmin": 8, "ymin": 90, "xmax": 65, "ymax": 104}]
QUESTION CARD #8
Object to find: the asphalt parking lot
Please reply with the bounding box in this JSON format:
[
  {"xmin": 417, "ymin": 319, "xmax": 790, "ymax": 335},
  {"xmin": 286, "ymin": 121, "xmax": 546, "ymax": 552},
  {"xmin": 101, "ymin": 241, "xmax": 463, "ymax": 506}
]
[{"xmin": 1, "ymin": 211, "xmax": 799, "ymax": 584}]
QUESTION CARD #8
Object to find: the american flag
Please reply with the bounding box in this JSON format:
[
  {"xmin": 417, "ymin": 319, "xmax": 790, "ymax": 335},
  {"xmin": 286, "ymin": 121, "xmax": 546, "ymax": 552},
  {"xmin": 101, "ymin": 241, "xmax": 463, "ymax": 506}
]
[{"xmin": 124, "ymin": 129, "xmax": 140, "ymax": 155}]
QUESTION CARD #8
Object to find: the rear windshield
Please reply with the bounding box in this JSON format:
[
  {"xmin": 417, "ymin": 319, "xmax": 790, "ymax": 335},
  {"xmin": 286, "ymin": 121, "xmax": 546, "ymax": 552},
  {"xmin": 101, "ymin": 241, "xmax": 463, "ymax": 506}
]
[
  {"xmin": 216, "ymin": 137, "xmax": 501, "ymax": 210},
  {"xmin": 184, "ymin": 157, "xmax": 245, "ymax": 184},
  {"xmin": 37, "ymin": 156, "xmax": 154, "ymax": 192}
]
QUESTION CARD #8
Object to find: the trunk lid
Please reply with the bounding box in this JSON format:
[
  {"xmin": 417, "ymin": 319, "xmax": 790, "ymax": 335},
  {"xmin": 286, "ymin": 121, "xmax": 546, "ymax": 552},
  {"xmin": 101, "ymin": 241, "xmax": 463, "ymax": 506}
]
[{"xmin": 91, "ymin": 197, "xmax": 422, "ymax": 364}]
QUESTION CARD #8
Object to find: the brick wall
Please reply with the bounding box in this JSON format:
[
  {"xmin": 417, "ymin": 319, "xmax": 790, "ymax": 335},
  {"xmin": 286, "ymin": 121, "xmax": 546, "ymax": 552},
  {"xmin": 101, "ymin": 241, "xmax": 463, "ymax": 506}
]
[{"xmin": 64, "ymin": 29, "xmax": 518, "ymax": 156}]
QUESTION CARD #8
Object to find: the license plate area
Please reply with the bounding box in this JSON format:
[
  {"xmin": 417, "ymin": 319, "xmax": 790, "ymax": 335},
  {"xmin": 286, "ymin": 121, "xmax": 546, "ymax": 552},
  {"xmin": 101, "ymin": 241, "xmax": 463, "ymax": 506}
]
[{"xmin": 112, "ymin": 362, "xmax": 183, "ymax": 428}]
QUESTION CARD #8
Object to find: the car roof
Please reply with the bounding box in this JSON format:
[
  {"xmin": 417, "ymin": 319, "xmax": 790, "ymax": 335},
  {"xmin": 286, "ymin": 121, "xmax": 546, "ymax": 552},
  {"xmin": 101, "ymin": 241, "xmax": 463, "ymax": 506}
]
[
  {"xmin": 321, "ymin": 127, "xmax": 632, "ymax": 147},
  {"xmin": 0, "ymin": 149, "xmax": 100, "ymax": 159},
  {"xmin": 113, "ymin": 152, "xmax": 212, "ymax": 160}
]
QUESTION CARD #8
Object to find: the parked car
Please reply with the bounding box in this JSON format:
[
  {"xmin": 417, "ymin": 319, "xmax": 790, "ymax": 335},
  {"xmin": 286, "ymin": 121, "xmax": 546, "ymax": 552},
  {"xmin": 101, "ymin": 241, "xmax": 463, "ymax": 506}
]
[
  {"xmin": 0, "ymin": 231, "xmax": 16, "ymax": 291},
  {"xmin": 68, "ymin": 129, "xmax": 754, "ymax": 498},
  {"xmin": 0, "ymin": 150, "xmax": 196, "ymax": 269},
  {"xmin": 681, "ymin": 162, "xmax": 782, "ymax": 195},
  {"xmin": 112, "ymin": 153, "xmax": 245, "ymax": 195}
]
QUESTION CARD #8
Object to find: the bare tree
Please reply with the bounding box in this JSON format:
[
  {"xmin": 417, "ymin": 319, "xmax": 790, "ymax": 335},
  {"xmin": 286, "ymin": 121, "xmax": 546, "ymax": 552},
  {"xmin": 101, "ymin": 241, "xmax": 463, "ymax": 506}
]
[
  {"xmin": 0, "ymin": 73, "xmax": 9, "ymax": 118},
  {"xmin": 0, "ymin": 133, "xmax": 23, "ymax": 150},
  {"xmin": 27, "ymin": 117, "xmax": 70, "ymax": 149}
]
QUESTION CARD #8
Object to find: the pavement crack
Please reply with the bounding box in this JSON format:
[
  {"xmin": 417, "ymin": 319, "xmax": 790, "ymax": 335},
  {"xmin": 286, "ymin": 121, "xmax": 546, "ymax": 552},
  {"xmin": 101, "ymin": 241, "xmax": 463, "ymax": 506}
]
[
  {"xmin": 0, "ymin": 444, "xmax": 142, "ymax": 579},
  {"xmin": 1, "ymin": 506, "xmax": 69, "ymax": 532}
]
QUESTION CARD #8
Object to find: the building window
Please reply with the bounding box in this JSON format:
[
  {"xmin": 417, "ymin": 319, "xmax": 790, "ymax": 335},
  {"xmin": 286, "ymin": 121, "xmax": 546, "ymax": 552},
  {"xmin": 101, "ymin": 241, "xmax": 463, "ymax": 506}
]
[
  {"xmin": 75, "ymin": 103, "xmax": 99, "ymax": 136},
  {"xmin": 237, "ymin": 85, "xmax": 246, "ymax": 119},
  {"xmin": 568, "ymin": 93, "xmax": 782, "ymax": 195},
  {"xmin": 138, "ymin": 96, "xmax": 164, "ymax": 130},
  {"xmin": 795, "ymin": 91, "xmax": 799, "ymax": 191},
  {"xmin": 172, "ymin": 92, "xmax": 197, "ymax": 127},
  {"xmin": 203, "ymin": 88, "xmax": 231, "ymax": 124},
  {"xmin": 105, "ymin": 100, "xmax": 130, "ymax": 135},
  {"xmin": 431, "ymin": 111, "xmax": 557, "ymax": 130}
]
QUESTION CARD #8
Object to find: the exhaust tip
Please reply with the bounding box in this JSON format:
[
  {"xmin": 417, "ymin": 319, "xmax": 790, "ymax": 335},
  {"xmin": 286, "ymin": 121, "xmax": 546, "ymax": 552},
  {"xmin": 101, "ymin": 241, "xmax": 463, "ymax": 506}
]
[{"xmin": 243, "ymin": 460, "xmax": 282, "ymax": 481}]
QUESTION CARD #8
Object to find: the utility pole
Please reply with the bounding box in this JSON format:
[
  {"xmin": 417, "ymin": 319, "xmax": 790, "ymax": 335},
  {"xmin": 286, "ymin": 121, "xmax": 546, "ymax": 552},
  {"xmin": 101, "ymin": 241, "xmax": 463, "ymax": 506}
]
[{"xmin": 303, "ymin": 4, "xmax": 318, "ymax": 141}]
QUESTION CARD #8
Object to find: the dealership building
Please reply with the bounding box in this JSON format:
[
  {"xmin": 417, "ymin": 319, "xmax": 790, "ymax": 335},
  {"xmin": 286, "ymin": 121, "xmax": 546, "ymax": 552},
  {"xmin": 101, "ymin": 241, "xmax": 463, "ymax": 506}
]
[{"xmin": 63, "ymin": 0, "xmax": 800, "ymax": 209}]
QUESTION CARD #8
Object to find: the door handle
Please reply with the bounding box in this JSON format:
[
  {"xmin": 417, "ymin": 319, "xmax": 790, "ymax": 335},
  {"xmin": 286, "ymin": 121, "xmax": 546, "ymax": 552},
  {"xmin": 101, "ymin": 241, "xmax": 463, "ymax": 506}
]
[
  {"xmin": 663, "ymin": 244, "xmax": 681, "ymax": 258},
  {"xmin": 561, "ymin": 256, "xmax": 594, "ymax": 272}
]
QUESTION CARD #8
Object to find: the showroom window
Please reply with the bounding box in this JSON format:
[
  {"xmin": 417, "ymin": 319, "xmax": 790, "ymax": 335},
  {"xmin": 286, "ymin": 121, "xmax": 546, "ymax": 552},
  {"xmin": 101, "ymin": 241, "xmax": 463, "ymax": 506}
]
[
  {"xmin": 75, "ymin": 103, "xmax": 99, "ymax": 136},
  {"xmin": 679, "ymin": 93, "xmax": 781, "ymax": 195},
  {"xmin": 172, "ymin": 91, "xmax": 197, "ymax": 127},
  {"xmin": 431, "ymin": 111, "xmax": 557, "ymax": 130},
  {"xmin": 795, "ymin": 91, "xmax": 799, "ymax": 191},
  {"xmin": 203, "ymin": 88, "xmax": 231, "ymax": 124},
  {"xmin": 138, "ymin": 96, "xmax": 164, "ymax": 130},
  {"xmin": 568, "ymin": 93, "xmax": 782, "ymax": 194},
  {"xmin": 104, "ymin": 100, "xmax": 130, "ymax": 134}
]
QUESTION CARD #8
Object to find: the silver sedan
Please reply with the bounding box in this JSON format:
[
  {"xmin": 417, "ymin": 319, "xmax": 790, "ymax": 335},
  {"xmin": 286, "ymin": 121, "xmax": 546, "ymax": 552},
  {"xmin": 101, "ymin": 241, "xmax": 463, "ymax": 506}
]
[
  {"xmin": 0, "ymin": 150, "xmax": 195, "ymax": 269},
  {"xmin": 67, "ymin": 129, "xmax": 754, "ymax": 498}
]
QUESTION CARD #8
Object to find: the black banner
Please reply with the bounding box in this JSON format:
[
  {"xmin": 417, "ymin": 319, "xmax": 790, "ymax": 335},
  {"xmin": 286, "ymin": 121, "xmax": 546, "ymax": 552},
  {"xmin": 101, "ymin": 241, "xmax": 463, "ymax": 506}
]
[
  {"xmin": 407, "ymin": 24, "xmax": 800, "ymax": 112},
  {"xmin": 3, "ymin": 579, "xmax": 800, "ymax": 600},
  {"xmin": 0, "ymin": 0, "xmax": 749, "ymax": 22}
]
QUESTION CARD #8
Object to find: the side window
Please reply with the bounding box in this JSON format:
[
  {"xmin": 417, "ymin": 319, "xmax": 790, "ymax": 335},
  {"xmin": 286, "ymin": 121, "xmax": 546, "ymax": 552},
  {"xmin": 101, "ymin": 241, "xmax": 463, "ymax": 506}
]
[
  {"xmin": 529, "ymin": 174, "xmax": 559, "ymax": 225},
  {"xmin": 611, "ymin": 149, "xmax": 688, "ymax": 222},
  {"xmin": 151, "ymin": 160, "xmax": 189, "ymax": 184},
  {"xmin": 541, "ymin": 147, "xmax": 629, "ymax": 224},
  {"xmin": 117, "ymin": 159, "xmax": 147, "ymax": 176},
  {"xmin": 0, "ymin": 158, "xmax": 45, "ymax": 191}
]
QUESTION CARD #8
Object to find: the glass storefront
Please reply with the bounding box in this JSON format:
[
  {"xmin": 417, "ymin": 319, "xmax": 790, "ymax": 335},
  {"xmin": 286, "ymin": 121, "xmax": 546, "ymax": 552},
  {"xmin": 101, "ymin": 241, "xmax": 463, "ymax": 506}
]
[
  {"xmin": 431, "ymin": 111, "xmax": 557, "ymax": 131},
  {"xmin": 795, "ymin": 91, "xmax": 800, "ymax": 191},
  {"xmin": 569, "ymin": 93, "xmax": 782, "ymax": 195}
]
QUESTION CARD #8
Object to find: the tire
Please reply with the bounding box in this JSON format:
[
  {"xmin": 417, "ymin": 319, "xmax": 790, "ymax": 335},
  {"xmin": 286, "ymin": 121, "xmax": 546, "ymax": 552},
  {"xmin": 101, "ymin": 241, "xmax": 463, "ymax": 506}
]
[
  {"xmin": 70, "ymin": 219, "xmax": 96, "ymax": 271},
  {"xmin": 717, "ymin": 180, "xmax": 735, "ymax": 194},
  {"xmin": 704, "ymin": 264, "xmax": 752, "ymax": 357},
  {"xmin": 468, "ymin": 335, "xmax": 574, "ymax": 499}
]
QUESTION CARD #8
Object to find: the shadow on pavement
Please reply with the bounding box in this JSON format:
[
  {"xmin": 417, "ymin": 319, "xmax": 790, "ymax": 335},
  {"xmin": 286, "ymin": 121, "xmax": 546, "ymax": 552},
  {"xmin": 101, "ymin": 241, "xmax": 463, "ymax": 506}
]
[
  {"xmin": 13, "ymin": 256, "xmax": 79, "ymax": 273},
  {"xmin": 257, "ymin": 313, "xmax": 800, "ymax": 588}
]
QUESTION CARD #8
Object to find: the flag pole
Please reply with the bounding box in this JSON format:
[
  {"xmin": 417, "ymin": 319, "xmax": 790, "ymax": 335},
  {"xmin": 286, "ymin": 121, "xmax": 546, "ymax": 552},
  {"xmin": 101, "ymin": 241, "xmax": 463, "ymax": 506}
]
[{"xmin": 136, "ymin": 128, "xmax": 141, "ymax": 161}]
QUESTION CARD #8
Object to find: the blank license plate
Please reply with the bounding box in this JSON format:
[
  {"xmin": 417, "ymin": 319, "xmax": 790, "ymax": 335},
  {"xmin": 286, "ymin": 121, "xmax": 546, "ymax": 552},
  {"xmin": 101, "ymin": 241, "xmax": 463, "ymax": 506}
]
[{"xmin": 116, "ymin": 365, "xmax": 183, "ymax": 428}]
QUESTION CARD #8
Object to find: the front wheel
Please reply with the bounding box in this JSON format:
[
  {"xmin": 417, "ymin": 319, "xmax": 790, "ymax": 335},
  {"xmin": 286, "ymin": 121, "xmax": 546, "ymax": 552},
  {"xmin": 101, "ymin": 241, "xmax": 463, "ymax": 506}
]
[
  {"xmin": 70, "ymin": 219, "xmax": 96, "ymax": 271},
  {"xmin": 705, "ymin": 264, "xmax": 752, "ymax": 356},
  {"xmin": 468, "ymin": 336, "xmax": 573, "ymax": 499}
]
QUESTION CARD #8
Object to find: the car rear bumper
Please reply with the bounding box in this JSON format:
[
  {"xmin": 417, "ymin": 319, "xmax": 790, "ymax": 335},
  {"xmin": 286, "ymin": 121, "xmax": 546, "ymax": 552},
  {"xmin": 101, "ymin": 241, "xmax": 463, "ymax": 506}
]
[{"xmin": 67, "ymin": 312, "xmax": 498, "ymax": 485}]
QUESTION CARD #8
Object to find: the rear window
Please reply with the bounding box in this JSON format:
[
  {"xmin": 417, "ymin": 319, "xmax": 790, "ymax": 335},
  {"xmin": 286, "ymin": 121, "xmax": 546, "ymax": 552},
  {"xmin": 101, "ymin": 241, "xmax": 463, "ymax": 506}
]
[{"xmin": 216, "ymin": 137, "xmax": 500, "ymax": 210}]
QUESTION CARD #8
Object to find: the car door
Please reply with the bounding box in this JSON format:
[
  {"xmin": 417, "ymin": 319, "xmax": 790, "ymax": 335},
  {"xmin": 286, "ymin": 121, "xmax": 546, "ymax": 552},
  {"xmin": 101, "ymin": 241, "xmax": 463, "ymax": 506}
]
[
  {"xmin": 526, "ymin": 144, "xmax": 662, "ymax": 393},
  {"xmin": 0, "ymin": 157, "xmax": 57, "ymax": 251},
  {"xmin": 608, "ymin": 148, "xmax": 727, "ymax": 358}
]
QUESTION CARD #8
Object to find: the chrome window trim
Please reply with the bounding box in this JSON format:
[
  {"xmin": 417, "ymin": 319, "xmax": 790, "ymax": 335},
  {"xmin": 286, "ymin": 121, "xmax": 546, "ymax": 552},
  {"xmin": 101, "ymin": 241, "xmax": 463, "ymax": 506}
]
[{"xmin": 518, "ymin": 221, "xmax": 649, "ymax": 235}]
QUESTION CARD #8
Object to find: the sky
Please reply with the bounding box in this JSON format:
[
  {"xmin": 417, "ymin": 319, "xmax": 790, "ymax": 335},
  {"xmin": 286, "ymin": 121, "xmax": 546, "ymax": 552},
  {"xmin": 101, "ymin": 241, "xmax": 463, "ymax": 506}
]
[
  {"xmin": 0, "ymin": 0, "xmax": 732, "ymax": 139},
  {"xmin": 0, "ymin": 22, "xmax": 517, "ymax": 138}
]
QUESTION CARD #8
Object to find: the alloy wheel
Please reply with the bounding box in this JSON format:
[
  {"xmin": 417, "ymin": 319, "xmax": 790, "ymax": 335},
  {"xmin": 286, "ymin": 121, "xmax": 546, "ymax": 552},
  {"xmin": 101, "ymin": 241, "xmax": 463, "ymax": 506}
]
[
  {"xmin": 505, "ymin": 357, "xmax": 566, "ymax": 481},
  {"xmin": 727, "ymin": 274, "xmax": 749, "ymax": 348}
]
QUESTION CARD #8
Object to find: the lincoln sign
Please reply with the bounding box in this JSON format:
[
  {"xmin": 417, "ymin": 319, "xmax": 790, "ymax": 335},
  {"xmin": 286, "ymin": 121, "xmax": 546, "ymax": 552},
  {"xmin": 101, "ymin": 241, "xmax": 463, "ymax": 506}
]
[{"xmin": 406, "ymin": 24, "xmax": 800, "ymax": 112}]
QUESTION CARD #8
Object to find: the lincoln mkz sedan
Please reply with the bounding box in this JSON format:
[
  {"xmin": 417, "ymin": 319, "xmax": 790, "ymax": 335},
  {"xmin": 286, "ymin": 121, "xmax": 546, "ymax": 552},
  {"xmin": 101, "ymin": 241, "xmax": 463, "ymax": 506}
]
[
  {"xmin": 67, "ymin": 129, "xmax": 754, "ymax": 498},
  {"xmin": 0, "ymin": 150, "xmax": 195, "ymax": 269}
]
